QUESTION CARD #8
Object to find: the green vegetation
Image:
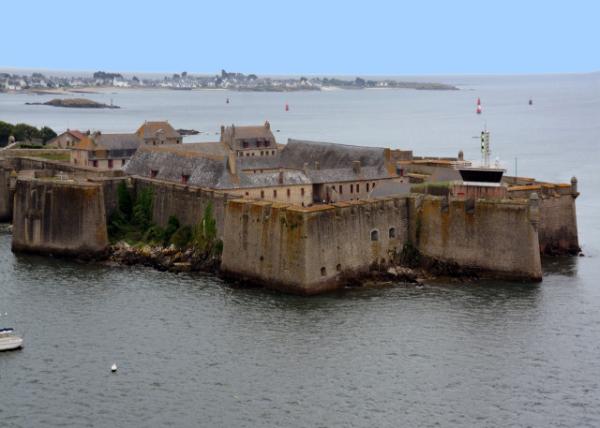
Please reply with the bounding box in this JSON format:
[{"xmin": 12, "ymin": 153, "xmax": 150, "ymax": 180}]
[
  {"xmin": 410, "ymin": 181, "xmax": 451, "ymax": 196},
  {"xmin": 28, "ymin": 152, "xmax": 70, "ymax": 162},
  {"xmin": 0, "ymin": 120, "xmax": 57, "ymax": 145},
  {"xmin": 108, "ymin": 185, "xmax": 222, "ymax": 256}
]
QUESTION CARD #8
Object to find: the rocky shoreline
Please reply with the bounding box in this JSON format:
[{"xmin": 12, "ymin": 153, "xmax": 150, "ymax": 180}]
[{"xmin": 25, "ymin": 98, "xmax": 120, "ymax": 109}]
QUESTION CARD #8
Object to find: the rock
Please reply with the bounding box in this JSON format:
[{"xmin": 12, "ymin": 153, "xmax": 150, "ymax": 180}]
[
  {"xmin": 172, "ymin": 262, "xmax": 192, "ymax": 272},
  {"xmin": 387, "ymin": 267, "xmax": 398, "ymax": 277}
]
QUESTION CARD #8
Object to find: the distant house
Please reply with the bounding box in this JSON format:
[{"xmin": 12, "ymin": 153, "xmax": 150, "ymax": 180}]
[
  {"xmin": 135, "ymin": 121, "xmax": 182, "ymax": 145},
  {"xmin": 46, "ymin": 130, "xmax": 88, "ymax": 149},
  {"xmin": 71, "ymin": 132, "xmax": 141, "ymax": 169}
]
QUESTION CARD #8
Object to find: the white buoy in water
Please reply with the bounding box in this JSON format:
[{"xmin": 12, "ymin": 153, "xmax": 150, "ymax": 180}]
[{"xmin": 111, "ymin": 363, "xmax": 117, "ymax": 372}]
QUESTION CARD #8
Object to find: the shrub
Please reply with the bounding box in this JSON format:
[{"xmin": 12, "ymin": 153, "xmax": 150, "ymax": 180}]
[
  {"xmin": 117, "ymin": 181, "xmax": 133, "ymax": 220},
  {"xmin": 192, "ymin": 203, "xmax": 219, "ymax": 256},
  {"xmin": 163, "ymin": 215, "xmax": 180, "ymax": 245},
  {"xmin": 171, "ymin": 225, "xmax": 192, "ymax": 249},
  {"xmin": 132, "ymin": 187, "xmax": 153, "ymax": 231}
]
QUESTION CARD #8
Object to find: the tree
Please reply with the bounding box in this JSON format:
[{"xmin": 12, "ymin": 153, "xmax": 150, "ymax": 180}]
[
  {"xmin": 0, "ymin": 121, "xmax": 13, "ymax": 146},
  {"xmin": 39, "ymin": 126, "xmax": 57, "ymax": 143},
  {"xmin": 117, "ymin": 181, "xmax": 133, "ymax": 220},
  {"xmin": 12, "ymin": 123, "xmax": 40, "ymax": 142},
  {"xmin": 132, "ymin": 187, "xmax": 154, "ymax": 231},
  {"xmin": 192, "ymin": 202, "xmax": 222, "ymax": 256}
]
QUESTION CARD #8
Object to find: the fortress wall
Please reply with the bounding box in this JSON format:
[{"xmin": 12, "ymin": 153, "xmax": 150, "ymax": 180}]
[
  {"xmin": 221, "ymin": 197, "xmax": 409, "ymax": 294},
  {"xmin": 0, "ymin": 167, "xmax": 14, "ymax": 222},
  {"xmin": 12, "ymin": 179, "xmax": 108, "ymax": 258},
  {"xmin": 538, "ymin": 194, "xmax": 579, "ymax": 254},
  {"xmin": 221, "ymin": 200, "xmax": 310, "ymax": 293},
  {"xmin": 133, "ymin": 177, "xmax": 230, "ymax": 235},
  {"xmin": 408, "ymin": 195, "xmax": 542, "ymax": 281}
]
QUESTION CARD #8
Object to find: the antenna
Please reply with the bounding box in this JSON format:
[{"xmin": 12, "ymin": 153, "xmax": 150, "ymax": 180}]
[{"xmin": 480, "ymin": 130, "xmax": 491, "ymax": 168}]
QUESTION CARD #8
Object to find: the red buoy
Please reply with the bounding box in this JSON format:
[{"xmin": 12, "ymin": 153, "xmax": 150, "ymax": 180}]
[
  {"xmin": 285, "ymin": 103, "xmax": 289, "ymax": 112},
  {"xmin": 476, "ymin": 97, "xmax": 482, "ymax": 114}
]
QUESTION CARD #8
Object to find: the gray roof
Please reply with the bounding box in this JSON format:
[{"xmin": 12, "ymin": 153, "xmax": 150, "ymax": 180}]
[
  {"xmin": 305, "ymin": 166, "xmax": 391, "ymax": 184},
  {"xmin": 237, "ymin": 153, "xmax": 281, "ymax": 170},
  {"xmin": 280, "ymin": 139, "xmax": 387, "ymax": 170},
  {"xmin": 94, "ymin": 133, "xmax": 141, "ymax": 150},
  {"xmin": 125, "ymin": 146, "xmax": 310, "ymax": 189}
]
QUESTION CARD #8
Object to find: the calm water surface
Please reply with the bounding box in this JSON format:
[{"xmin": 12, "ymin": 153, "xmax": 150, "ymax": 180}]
[{"xmin": 1, "ymin": 74, "xmax": 600, "ymax": 427}]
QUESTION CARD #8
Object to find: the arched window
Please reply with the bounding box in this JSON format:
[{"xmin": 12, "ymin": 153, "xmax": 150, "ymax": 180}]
[
  {"xmin": 320, "ymin": 267, "xmax": 327, "ymax": 276},
  {"xmin": 389, "ymin": 227, "xmax": 396, "ymax": 238},
  {"xmin": 370, "ymin": 229, "xmax": 379, "ymax": 241}
]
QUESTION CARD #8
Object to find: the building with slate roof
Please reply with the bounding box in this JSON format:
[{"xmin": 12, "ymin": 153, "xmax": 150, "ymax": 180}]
[
  {"xmin": 125, "ymin": 123, "xmax": 411, "ymax": 206},
  {"xmin": 70, "ymin": 131, "xmax": 142, "ymax": 170},
  {"xmin": 136, "ymin": 121, "xmax": 182, "ymax": 145}
]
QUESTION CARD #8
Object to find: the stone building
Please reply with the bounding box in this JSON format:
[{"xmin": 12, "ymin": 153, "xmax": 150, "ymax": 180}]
[
  {"xmin": 46, "ymin": 129, "xmax": 88, "ymax": 149},
  {"xmin": 71, "ymin": 132, "xmax": 141, "ymax": 169},
  {"xmin": 135, "ymin": 121, "xmax": 182, "ymax": 145},
  {"xmin": 124, "ymin": 123, "xmax": 410, "ymax": 205}
]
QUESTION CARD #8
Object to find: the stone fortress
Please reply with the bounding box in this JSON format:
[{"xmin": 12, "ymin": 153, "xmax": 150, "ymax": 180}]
[{"xmin": 0, "ymin": 121, "xmax": 580, "ymax": 294}]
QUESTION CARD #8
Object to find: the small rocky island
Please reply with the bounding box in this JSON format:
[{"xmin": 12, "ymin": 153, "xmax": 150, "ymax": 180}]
[{"xmin": 26, "ymin": 98, "xmax": 120, "ymax": 109}]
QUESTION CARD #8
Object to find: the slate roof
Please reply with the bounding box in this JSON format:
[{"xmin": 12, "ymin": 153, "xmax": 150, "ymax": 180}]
[
  {"xmin": 280, "ymin": 139, "xmax": 388, "ymax": 170},
  {"xmin": 304, "ymin": 166, "xmax": 392, "ymax": 184},
  {"xmin": 94, "ymin": 133, "xmax": 141, "ymax": 150},
  {"xmin": 125, "ymin": 145, "xmax": 311, "ymax": 189}
]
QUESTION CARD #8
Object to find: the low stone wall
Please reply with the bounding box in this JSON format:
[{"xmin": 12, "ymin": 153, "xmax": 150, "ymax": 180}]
[
  {"xmin": 538, "ymin": 195, "xmax": 579, "ymax": 254},
  {"xmin": 408, "ymin": 195, "xmax": 542, "ymax": 281},
  {"xmin": 11, "ymin": 178, "xmax": 108, "ymax": 258},
  {"xmin": 133, "ymin": 177, "xmax": 231, "ymax": 235}
]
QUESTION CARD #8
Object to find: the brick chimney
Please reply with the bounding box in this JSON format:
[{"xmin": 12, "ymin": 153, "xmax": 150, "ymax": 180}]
[{"xmin": 352, "ymin": 160, "xmax": 361, "ymax": 174}]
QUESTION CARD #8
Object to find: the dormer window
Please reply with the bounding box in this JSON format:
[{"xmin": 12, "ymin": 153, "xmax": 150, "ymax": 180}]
[
  {"xmin": 256, "ymin": 140, "xmax": 261, "ymax": 148},
  {"xmin": 242, "ymin": 140, "xmax": 249, "ymax": 149},
  {"xmin": 264, "ymin": 140, "xmax": 270, "ymax": 147}
]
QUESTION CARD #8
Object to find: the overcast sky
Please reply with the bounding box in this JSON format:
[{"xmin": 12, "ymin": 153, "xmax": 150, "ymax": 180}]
[{"xmin": 3, "ymin": 0, "xmax": 599, "ymax": 75}]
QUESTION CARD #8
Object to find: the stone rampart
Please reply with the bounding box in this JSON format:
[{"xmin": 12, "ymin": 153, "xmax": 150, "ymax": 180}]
[
  {"xmin": 221, "ymin": 197, "xmax": 408, "ymax": 294},
  {"xmin": 12, "ymin": 178, "xmax": 108, "ymax": 258},
  {"xmin": 133, "ymin": 176, "xmax": 231, "ymax": 234},
  {"xmin": 408, "ymin": 195, "xmax": 542, "ymax": 280}
]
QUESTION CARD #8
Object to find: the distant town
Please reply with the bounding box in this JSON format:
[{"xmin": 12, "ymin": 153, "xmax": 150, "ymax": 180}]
[{"xmin": 0, "ymin": 70, "xmax": 458, "ymax": 92}]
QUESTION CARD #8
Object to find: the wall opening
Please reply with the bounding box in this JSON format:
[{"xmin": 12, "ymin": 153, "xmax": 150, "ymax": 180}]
[
  {"xmin": 320, "ymin": 267, "xmax": 327, "ymax": 276},
  {"xmin": 389, "ymin": 227, "xmax": 396, "ymax": 238},
  {"xmin": 336, "ymin": 264, "xmax": 342, "ymax": 272},
  {"xmin": 371, "ymin": 229, "xmax": 379, "ymax": 241}
]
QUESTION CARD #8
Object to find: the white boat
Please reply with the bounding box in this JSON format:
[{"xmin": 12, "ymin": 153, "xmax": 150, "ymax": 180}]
[{"xmin": 0, "ymin": 328, "xmax": 23, "ymax": 351}]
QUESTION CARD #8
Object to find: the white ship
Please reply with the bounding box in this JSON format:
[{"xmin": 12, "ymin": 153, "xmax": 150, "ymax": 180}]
[{"xmin": 0, "ymin": 328, "xmax": 23, "ymax": 351}]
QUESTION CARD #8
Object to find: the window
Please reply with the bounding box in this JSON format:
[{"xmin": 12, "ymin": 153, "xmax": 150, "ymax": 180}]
[
  {"xmin": 372, "ymin": 182, "xmax": 376, "ymax": 188},
  {"xmin": 357, "ymin": 184, "xmax": 360, "ymax": 193},
  {"xmin": 320, "ymin": 267, "xmax": 327, "ymax": 276},
  {"xmin": 242, "ymin": 141, "xmax": 248, "ymax": 148},
  {"xmin": 92, "ymin": 160, "xmax": 98, "ymax": 168},
  {"xmin": 260, "ymin": 151, "xmax": 264, "ymax": 156},
  {"xmin": 287, "ymin": 188, "xmax": 291, "ymax": 197},
  {"xmin": 108, "ymin": 159, "xmax": 113, "ymax": 169},
  {"xmin": 272, "ymin": 150, "xmax": 275, "ymax": 155},
  {"xmin": 336, "ymin": 264, "xmax": 342, "ymax": 272},
  {"xmin": 246, "ymin": 153, "xmax": 250, "ymax": 157},
  {"xmin": 273, "ymin": 190, "xmax": 277, "ymax": 198},
  {"xmin": 389, "ymin": 227, "xmax": 396, "ymax": 238},
  {"xmin": 301, "ymin": 188, "xmax": 305, "ymax": 196},
  {"xmin": 256, "ymin": 140, "xmax": 261, "ymax": 147},
  {"xmin": 252, "ymin": 153, "xmax": 255, "ymax": 156},
  {"xmin": 339, "ymin": 185, "xmax": 343, "ymax": 194},
  {"xmin": 367, "ymin": 183, "xmax": 370, "ymax": 192},
  {"xmin": 370, "ymin": 229, "xmax": 379, "ymax": 241},
  {"xmin": 150, "ymin": 169, "xmax": 158, "ymax": 178},
  {"xmin": 122, "ymin": 159, "xmax": 126, "ymax": 166},
  {"xmin": 350, "ymin": 184, "xmax": 354, "ymax": 193},
  {"xmin": 245, "ymin": 192, "xmax": 249, "ymax": 196},
  {"xmin": 265, "ymin": 140, "xmax": 270, "ymax": 147},
  {"xmin": 260, "ymin": 190, "xmax": 265, "ymax": 199},
  {"xmin": 181, "ymin": 174, "xmax": 190, "ymax": 185}
]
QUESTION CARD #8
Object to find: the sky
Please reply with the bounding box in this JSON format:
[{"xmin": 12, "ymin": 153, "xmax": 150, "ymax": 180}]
[{"xmin": 2, "ymin": 0, "xmax": 599, "ymax": 75}]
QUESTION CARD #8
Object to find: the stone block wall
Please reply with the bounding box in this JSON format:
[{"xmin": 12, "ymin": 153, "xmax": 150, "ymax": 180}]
[
  {"xmin": 133, "ymin": 177, "xmax": 231, "ymax": 235},
  {"xmin": 408, "ymin": 195, "xmax": 542, "ymax": 280},
  {"xmin": 12, "ymin": 178, "xmax": 108, "ymax": 258}
]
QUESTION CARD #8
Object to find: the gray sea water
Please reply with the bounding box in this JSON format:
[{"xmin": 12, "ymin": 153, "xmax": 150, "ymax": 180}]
[{"xmin": 1, "ymin": 73, "xmax": 600, "ymax": 427}]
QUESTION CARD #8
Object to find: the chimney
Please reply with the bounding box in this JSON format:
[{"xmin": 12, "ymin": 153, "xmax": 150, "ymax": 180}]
[
  {"xmin": 220, "ymin": 125, "xmax": 225, "ymax": 134},
  {"xmin": 264, "ymin": 120, "xmax": 270, "ymax": 130},
  {"xmin": 352, "ymin": 160, "xmax": 361, "ymax": 174},
  {"xmin": 228, "ymin": 151, "xmax": 237, "ymax": 175},
  {"xmin": 314, "ymin": 161, "xmax": 320, "ymax": 170},
  {"xmin": 231, "ymin": 124, "xmax": 235, "ymax": 136},
  {"xmin": 458, "ymin": 150, "xmax": 464, "ymax": 161},
  {"xmin": 278, "ymin": 169, "xmax": 284, "ymax": 184},
  {"xmin": 303, "ymin": 162, "xmax": 309, "ymax": 174}
]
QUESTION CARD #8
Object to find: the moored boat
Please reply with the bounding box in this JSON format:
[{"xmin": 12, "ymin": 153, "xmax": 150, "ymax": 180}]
[{"xmin": 0, "ymin": 328, "xmax": 23, "ymax": 351}]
